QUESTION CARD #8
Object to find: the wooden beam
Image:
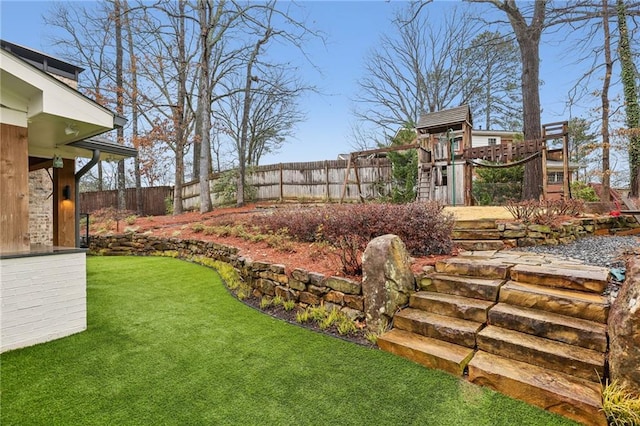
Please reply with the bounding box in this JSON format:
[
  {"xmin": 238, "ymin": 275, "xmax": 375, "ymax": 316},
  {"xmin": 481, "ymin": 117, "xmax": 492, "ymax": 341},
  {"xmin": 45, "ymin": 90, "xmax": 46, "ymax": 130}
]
[
  {"xmin": 0, "ymin": 123, "xmax": 30, "ymax": 252},
  {"xmin": 351, "ymin": 143, "xmax": 419, "ymax": 158},
  {"xmin": 53, "ymin": 158, "xmax": 76, "ymax": 247}
]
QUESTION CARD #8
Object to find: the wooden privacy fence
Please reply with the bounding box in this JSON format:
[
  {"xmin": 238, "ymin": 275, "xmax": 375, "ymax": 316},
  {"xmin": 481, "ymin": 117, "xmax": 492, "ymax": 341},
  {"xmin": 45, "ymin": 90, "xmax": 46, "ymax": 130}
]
[
  {"xmin": 80, "ymin": 186, "xmax": 173, "ymax": 216},
  {"xmin": 182, "ymin": 158, "xmax": 393, "ymax": 210}
]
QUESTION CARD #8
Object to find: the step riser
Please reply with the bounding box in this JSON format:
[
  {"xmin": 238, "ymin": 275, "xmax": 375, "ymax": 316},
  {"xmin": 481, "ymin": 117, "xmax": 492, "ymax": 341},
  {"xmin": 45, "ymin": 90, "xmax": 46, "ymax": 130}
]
[
  {"xmin": 453, "ymin": 220, "xmax": 498, "ymax": 230},
  {"xmin": 377, "ymin": 329, "xmax": 474, "ymax": 377},
  {"xmin": 488, "ymin": 304, "xmax": 607, "ymax": 352},
  {"xmin": 452, "ymin": 230, "xmax": 502, "ymax": 240},
  {"xmin": 499, "ymin": 281, "xmax": 609, "ymax": 323},
  {"xmin": 435, "ymin": 260, "xmax": 510, "ymax": 280},
  {"xmin": 454, "ymin": 240, "xmax": 506, "ymax": 251},
  {"xmin": 510, "ymin": 264, "xmax": 609, "ymax": 294},
  {"xmin": 468, "ymin": 351, "xmax": 607, "ymax": 426},
  {"xmin": 477, "ymin": 327, "xmax": 605, "ymax": 382},
  {"xmin": 394, "ymin": 314, "xmax": 479, "ymax": 349},
  {"xmin": 421, "ymin": 276, "xmax": 502, "ymax": 302},
  {"xmin": 410, "ymin": 294, "xmax": 493, "ymax": 323}
]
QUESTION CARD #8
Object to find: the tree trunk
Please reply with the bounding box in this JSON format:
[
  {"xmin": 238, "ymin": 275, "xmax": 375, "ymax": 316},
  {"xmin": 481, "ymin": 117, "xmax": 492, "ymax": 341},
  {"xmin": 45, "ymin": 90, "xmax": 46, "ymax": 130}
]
[
  {"xmin": 508, "ymin": 1, "xmax": 545, "ymax": 201},
  {"xmin": 172, "ymin": 0, "xmax": 187, "ymax": 215},
  {"xmin": 198, "ymin": 0, "xmax": 213, "ymax": 213},
  {"xmin": 601, "ymin": 0, "xmax": 612, "ymax": 202},
  {"xmin": 114, "ymin": 0, "xmax": 126, "ymax": 210},
  {"xmin": 617, "ymin": 0, "xmax": 640, "ymax": 197},
  {"xmin": 123, "ymin": 0, "xmax": 142, "ymax": 215}
]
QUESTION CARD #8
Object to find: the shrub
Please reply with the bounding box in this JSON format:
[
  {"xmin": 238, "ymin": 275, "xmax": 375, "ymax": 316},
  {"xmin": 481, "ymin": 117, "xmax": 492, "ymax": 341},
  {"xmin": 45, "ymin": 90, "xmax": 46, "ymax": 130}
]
[
  {"xmin": 124, "ymin": 215, "xmax": 137, "ymax": 225},
  {"xmin": 571, "ymin": 181, "xmax": 600, "ymax": 202},
  {"xmin": 191, "ymin": 223, "xmax": 205, "ymax": 233},
  {"xmin": 472, "ymin": 164, "xmax": 524, "ymax": 205},
  {"xmin": 253, "ymin": 202, "xmax": 454, "ymax": 274}
]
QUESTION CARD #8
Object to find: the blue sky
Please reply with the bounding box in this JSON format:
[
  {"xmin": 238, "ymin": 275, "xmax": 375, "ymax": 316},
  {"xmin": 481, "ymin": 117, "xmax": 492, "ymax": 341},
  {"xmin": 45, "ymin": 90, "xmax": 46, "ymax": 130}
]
[{"xmin": 1, "ymin": 1, "xmax": 605, "ymax": 166}]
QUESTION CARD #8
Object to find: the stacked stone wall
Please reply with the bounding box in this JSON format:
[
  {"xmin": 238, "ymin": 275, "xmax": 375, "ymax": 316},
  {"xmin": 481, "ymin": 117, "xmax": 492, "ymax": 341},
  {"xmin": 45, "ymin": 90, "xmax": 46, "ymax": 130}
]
[{"xmin": 29, "ymin": 169, "xmax": 53, "ymax": 246}]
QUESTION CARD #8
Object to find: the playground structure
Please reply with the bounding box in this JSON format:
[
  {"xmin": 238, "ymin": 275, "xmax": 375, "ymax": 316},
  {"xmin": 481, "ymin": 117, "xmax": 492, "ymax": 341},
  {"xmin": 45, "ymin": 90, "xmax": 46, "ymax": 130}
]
[
  {"xmin": 415, "ymin": 105, "xmax": 571, "ymax": 206},
  {"xmin": 340, "ymin": 105, "xmax": 571, "ymax": 206}
]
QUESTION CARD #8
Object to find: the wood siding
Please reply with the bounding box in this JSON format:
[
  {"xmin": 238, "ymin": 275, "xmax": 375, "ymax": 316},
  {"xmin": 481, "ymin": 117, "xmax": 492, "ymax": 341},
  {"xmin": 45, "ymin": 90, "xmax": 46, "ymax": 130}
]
[{"xmin": 0, "ymin": 123, "xmax": 29, "ymax": 252}]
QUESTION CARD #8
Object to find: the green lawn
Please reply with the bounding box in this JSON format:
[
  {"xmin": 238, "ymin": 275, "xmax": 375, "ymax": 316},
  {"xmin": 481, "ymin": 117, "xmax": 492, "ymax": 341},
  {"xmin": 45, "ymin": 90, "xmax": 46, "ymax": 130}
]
[{"xmin": 1, "ymin": 256, "xmax": 577, "ymax": 425}]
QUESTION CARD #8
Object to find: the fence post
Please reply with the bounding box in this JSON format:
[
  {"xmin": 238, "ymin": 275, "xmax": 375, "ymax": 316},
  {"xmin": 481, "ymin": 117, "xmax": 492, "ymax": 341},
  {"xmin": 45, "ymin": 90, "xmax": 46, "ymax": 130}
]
[
  {"xmin": 325, "ymin": 161, "xmax": 330, "ymax": 202},
  {"xmin": 279, "ymin": 163, "xmax": 284, "ymax": 202}
]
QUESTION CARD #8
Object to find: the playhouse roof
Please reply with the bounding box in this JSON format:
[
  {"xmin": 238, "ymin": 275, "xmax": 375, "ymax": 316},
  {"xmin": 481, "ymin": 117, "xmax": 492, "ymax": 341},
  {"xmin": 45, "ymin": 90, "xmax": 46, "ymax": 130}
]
[{"xmin": 417, "ymin": 105, "xmax": 473, "ymax": 134}]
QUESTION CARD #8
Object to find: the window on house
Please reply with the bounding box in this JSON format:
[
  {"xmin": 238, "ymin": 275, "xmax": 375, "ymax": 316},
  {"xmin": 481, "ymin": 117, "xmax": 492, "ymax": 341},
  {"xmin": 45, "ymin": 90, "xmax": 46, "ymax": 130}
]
[
  {"xmin": 488, "ymin": 138, "xmax": 497, "ymax": 145},
  {"xmin": 440, "ymin": 165, "xmax": 448, "ymax": 186},
  {"xmin": 548, "ymin": 172, "xmax": 564, "ymax": 184}
]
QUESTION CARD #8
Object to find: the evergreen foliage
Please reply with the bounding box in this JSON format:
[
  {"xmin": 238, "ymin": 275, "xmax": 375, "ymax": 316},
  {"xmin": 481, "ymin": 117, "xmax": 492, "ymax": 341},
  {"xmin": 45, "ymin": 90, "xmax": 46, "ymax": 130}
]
[{"xmin": 472, "ymin": 164, "xmax": 524, "ymax": 205}]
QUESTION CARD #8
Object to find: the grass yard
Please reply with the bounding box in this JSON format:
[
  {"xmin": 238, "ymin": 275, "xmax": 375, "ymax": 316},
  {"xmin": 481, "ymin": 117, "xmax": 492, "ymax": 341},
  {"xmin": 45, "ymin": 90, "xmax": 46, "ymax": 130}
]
[{"xmin": 1, "ymin": 257, "xmax": 577, "ymax": 425}]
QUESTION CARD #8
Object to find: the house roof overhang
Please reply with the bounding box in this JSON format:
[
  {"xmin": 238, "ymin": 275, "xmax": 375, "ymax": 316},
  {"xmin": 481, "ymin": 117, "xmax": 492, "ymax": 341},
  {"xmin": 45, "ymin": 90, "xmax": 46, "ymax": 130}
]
[{"xmin": 0, "ymin": 47, "xmax": 132, "ymax": 161}]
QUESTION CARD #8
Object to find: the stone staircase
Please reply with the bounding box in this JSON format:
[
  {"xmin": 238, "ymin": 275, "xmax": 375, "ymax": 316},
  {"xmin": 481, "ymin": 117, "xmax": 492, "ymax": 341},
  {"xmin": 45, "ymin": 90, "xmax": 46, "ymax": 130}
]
[
  {"xmin": 378, "ymin": 252, "xmax": 610, "ymax": 426},
  {"xmin": 452, "ymin": 219, "xmax": 507, "ymax": 251}
]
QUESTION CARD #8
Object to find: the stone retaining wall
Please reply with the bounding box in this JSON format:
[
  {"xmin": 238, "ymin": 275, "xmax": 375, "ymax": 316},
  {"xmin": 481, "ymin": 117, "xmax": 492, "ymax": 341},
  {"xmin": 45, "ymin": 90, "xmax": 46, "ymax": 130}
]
[
  {"xmin": 89, "ymin": 234, "xmax": 365, "ymax": 320},
  {"xmin": 507, "ymin": 216, "xmax": 638, "ymax": 246}
]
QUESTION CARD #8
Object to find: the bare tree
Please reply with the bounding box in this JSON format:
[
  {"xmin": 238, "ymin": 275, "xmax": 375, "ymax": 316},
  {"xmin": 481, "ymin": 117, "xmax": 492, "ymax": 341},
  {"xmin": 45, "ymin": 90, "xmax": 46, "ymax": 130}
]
[
  {"xmin": 469, "ymin": 0, "xmax": 546, "ymax": 200},
  {"xmin": 45, "ymin": 2, "xmax": 116, "ymax": 192},
  {"xmin": 601, "ymin": 0, "xmax": 613, "ymax": 201},
  {"xmin": 354, "ymin": 4, "xmax": 482, "ymax": 137},
  {"xmin": 463, "ymin": 31, "xmax": 522, "ymax": 130}
]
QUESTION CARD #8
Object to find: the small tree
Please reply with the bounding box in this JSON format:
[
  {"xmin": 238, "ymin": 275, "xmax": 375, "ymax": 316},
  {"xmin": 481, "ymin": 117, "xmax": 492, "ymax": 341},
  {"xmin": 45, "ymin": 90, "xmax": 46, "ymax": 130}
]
[{"xmin": 386, "ymin": 125, "xmax": 418, "ymax": 203}]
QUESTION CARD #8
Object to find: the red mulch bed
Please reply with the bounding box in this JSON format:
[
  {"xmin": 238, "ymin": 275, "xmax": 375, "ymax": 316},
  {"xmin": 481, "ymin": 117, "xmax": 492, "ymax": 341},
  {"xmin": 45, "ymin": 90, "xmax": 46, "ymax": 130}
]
[{"xmin": 97, "ymin": 203, "xmax": 453, "ymax": 279}]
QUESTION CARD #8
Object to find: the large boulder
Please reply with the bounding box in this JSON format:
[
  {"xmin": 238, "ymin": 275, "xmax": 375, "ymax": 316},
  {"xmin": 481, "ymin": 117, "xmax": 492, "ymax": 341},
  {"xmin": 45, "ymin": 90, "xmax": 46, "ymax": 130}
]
[
  {"xmin": 362, "ymin": 234, "xmax": 415, "ymax": 330},
  {"xmin": 608, "ymin": 255, "xmax": 640, "ymax": 394}
]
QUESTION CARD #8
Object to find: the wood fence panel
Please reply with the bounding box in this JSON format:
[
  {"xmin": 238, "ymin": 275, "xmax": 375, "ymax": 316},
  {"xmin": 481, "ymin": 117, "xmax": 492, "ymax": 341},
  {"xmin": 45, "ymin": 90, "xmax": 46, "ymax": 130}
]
[
  {"xmin": 181, "ymin": 158, "xmax": 394, "ymax": 209},
  {"xmin": 80, "ymin": 186, "xmax": 173, "ymax": 216}
]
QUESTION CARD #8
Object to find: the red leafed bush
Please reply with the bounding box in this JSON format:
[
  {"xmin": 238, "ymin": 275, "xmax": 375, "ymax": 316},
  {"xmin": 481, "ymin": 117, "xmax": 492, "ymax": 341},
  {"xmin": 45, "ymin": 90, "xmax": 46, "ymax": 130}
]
[{"xmin": 254, "ymin": 202, "xmax": 454, "ymax": 258}]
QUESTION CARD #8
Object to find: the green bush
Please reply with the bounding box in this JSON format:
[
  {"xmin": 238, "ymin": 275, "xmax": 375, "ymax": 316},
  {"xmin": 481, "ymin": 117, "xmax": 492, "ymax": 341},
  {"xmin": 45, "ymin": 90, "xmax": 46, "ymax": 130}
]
[
  {"xmin": 472, "ymin": 164, "xmax": 524, "ymax": 205},
  {"xmin": 571, "ymin": 181, "xmax": 599, "ymax": 202}
]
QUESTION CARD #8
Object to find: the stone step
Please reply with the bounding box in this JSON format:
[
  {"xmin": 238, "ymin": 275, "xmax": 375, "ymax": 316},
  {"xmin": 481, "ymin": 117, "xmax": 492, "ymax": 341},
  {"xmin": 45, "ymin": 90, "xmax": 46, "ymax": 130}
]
[
  {"xmin": 499, "ymin": 281, "xmax": 609, "ymax": 323},
  {"xmin": 477, "ymin": 325, "xmax": 605, "ymax": 382},
  {"xmin": 451, "ymin": 229, "xmax": 502, "ymax": 240},
  {"xmin": 410, "ymin": 291, "xmax": 495, "ymax": 323},
  {"xmin": 435, "ymin": 257, "xmax": 511, "ymax": 280},
  {"xmin": 419, "ymin": 273, "xmax": 505, "ymax": 302},
  {"xmin": 510, "ymin": 263, "xmax": 610, "ymax": 294},
  {"xmin": 377, "ymin": 329, "xmax": 475, "ymax": 377},
  {"xmin": 454, "ymin": 240, "xmax": 506, "ymax": 251},
  {"xmin": 488, "ymin": 303, "xmax": 607, "ymax": 352},
  {"xmin": 394, "ymin": 308, "xmax": 483, "ymax": 348},
  {"xmin": 468, "ymin": 351, "xmax": 606, "ymax": 426},
  {"xmin": 453, "ymin": 219, "xmax": 498, "ymax": 230}
]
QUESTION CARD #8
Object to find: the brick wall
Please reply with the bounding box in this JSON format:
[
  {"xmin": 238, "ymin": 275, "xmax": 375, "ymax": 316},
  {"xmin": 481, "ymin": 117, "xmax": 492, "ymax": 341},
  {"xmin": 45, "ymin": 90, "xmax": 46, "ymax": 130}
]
[
  {"xmin": 0, "ymin": 252, "xmax": 87, "ymax": 352},
  {"xmin": 29, "ymin": 168, "xmax": 53, "ymax": 246}
]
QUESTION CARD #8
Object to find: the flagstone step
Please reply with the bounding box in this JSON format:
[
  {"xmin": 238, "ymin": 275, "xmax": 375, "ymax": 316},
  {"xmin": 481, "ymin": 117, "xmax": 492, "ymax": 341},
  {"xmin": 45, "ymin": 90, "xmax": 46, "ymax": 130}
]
[
  {"xmin": 488, "ymin": 303, "xmax": 608, "ymax": 352},
  {"xmin": 394, "ymin": 308, "xmax": 483, "ymax": 348},
  {"xmin": 452, "ymin": 229, "xmax": 502, "ymax": 240},
  {"xmin": 377, "ymin": 329, "xmax": 475, "ymax": 376},
  {"xmin": 435, "ymin": 258, "xmax": 511, "ymax": 280},
  {"xmin": 410, "ymin": 291, "xmax": 495, "ymax": 323},
  {"xmin": 453, "ymin": 219, "xmax": 498, "ymax": 230},
  {"xmin": 510, "ymin": 263, "xmax": 610, "ymax": 294},
  {"xmin": 468, "ymin": 351, "xmax": 606, "ymax": 426},
  {"xmin": 499, "ymin": 281, "xmax": 610, "ymax": 323},
  {"xmin": 477, "ymin": 325, "xmax": 605, "ymax": 382},
  {"xmin": 453, "ymin": 240, "xmax": 506, "ymax": 251},
  {"xmin": 419, "ymin": 273, "xmax": 505, "ymax": 302}
]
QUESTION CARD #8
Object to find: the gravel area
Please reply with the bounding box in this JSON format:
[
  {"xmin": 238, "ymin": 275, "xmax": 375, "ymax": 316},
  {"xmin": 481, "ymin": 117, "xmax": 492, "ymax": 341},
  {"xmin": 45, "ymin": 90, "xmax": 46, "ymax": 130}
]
[{"xmin": 510, "ymin": 235, "xmax": 640, "ymax": 269}]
